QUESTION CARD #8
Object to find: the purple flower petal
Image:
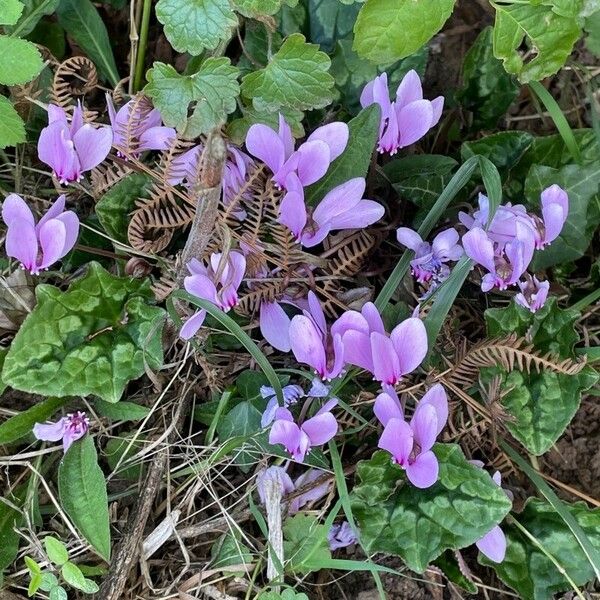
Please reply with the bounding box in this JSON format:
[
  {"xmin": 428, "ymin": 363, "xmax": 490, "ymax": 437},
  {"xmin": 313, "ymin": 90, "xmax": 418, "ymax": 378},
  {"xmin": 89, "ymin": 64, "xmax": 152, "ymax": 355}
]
[
  {"xmin": 296, "ymin": 140, "xmax": 330, "ymax": 186},
  {"xmin": 390, "ymin": 317, "xmax": 428, "ymax": 376},
  {"xmin": 330, "ymin": 310, "xmax": 369, "ymax": 339},
  {"xmin": 260, "ymin": 301, "xmax": 292, "ymax": 352},
  {"xmin": 313, "ymin": 178, "xmax": 365, "ymax": 225},
  {"xmin": 269, "ymin": 418, "xmax": 301, "ymax": 455},
  {"xmin": 2, "ymin": 194, "xmax": 34, "ymax": 227},
  {"xmin": 291, "ymin": 468, "xmax": 331, "ymax": 513},
  {"xmin": 374, "ymin": 391, "xmax": 403, "ymax": 426},
  {"xmin": 462, "ymin": 228, "xmax": 497, "ymax": 274},
  {"xmin": 419, "ymin": 384, "xmax": 448, "ymax": 435},
  {"xmin": 36, "ymin": 194, "xmax": 66, "ymax": 230},
  {"xmin": 340, "ymin": 330, "xmax": 374, "ymax": 373},
  {"xmin": 362, "ymin": 302, "xmax": 385, "ymax": 334},
  {"xmin": 405, "ymin": 450, "xmax": 439, "ymax": 488},
  {"xmin": 397, "ymin": 100, "xmax": 434, "ymax": 148},
  {"xmin": 37, "ymin": 219, "xmax": 67, "ymax": 270},
  {"xmin": 261, "ymin": 397, "xmax": 279, "ymax": 428},
  {"xmin": 184, "ymin": 273, "xmax": 218, "ymax": 304},
  {"xmin": 289, "ymin": 315, "xmax": 327, "ymax": 379},
  {"xmin": 431, "ymin": 228, "xmax": 460, "ymax": 260},
  {"xmin": 54, "ymin": 211, "xmax": 80, "ymax": 258},
  {"xmin": 301, "ymin": 411, "xmax": 338, "ymax": 446},
  {"xmin": 306, "ymin": 122, "xmax": 349, "ymax": 161},
  {"xmin": 410, "ymin": 403, "xmax": 438, "ymax": 452},
  {"xmin": 395, "ymin": 70, "xmax": 423, "ymax": 108},
  {"xmin": 371, "ymin": 332, "xmax": 400, "ymax": 385},
  {"xmin": 33, "ymin": 419, "xmax": 67, "ymax": 442},
  {"xmin": 325, "ymin": 200, "xmax": 384, "ymax": 230},
  {"xmin": 73, "ymin": 124, "xmax": 113, "ymax": 172},
  {"xmin": 431, "ymin": 96, "xmax": 444, "ymax": 126},
  {"xmin": 307, "ymin": 291, "xmax": 327, "ymax": 335},
  {"xmin": 246, "ymin": 123, "xmax": 286, "ymax": 175},
  {"xmin": 6, "ymin": 217, "xmax": 38, "ymax": 273},
  {"xmin": 476, "ymin": 525, "xmax": 507, "ymax": 563},
  {"xmin": 396, "ymin": 227, "xmax": 423, "ymax": 252},
  {"xmin": 378, "ymin": 417, "xmax": 413, "ymax": 465},
  {"xmin": 278, "ymin": 114, "xmax": 295, "ymax": 159},
  {"xmin": 328, "ymin": 521, "xmax": 357, "ymax": 550},
  {"xmin": 257, "ymin": 466, "xmax": 294, "ymax": 504},
  {"xmin": 138, "ymin": 126, "xmax": 176, "ymax": 152},
  {"xmin": 279, "ymin": 186, "xmax": 307, "ymax": 240},
  {"xmin": 180, "ymin": 310, "xmax": 207, "ymax": 340},
  {"xmin": 38, "ymin": 122, "xmax": 80, "ymax": 182}
]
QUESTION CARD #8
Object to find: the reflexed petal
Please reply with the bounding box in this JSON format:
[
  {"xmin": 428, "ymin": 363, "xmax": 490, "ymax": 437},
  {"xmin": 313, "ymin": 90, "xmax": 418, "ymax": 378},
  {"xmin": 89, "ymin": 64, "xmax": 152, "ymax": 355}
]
[
  {"xmin": 289, "ymin": 315, "xmax": 327, "ymax": 377},
  {"xmin": 261, "ymin": 398, "xmax": 280, "ymax": 428},
  {"xmin": 481, "ymin": 273, "xmax": 497, "ymax": 292},
  {"xmin": 541, "ymin": 201, "xmax": 566, "ymax": 245},
  {"xmin": 33, "ymin": 419, "xmax": 66, "ymax": 442},
  {"xmin": 139, "ymin": 126, "xmax": 176, "ymax": 151},
  {"xmin": 371, "ymin": 73, "xmax": 391, "ymax": 117},
  {"xmin": 410, "ymin": 403, "xmax": 438, "ymax": 452},
  {"xmin": 269, "ymin": 419, "xmax": 301, "ymax": 455},
  {"xmin": 378, "ymin": 417, "xmax": 413, "ymax": 464},
  {"xmin": 328, "ymin": 522, "xmax": 357, "ymax": 550},
  {"xmin": 396, "ymin": 227, "xmax": 423, "ymax": 252},
  {"xmin": 2, "ymin": 194, "xmax": 34, "ymax": 227},
  {"xmin": 397, "ymin": 100, "xmax": 434, "ymax": 148},
  {"xmin": 362, "ymin": 302, "xmax": 385, "ymax": 334},
  {"xmin": 38, "ymin": 219, "xmax": 67, "ymax": 270},
  {"xmin": 54, "ymin": 211, "xmax": 80, "ymax": 258},
  {"xmin": 279, "ymin": 188, "xmax": 307, "ymax": 239},
  {"xmin": 38, "ymin": 122, "xmax": 79, "ymax": 181},
  {"xmin": 340, "ymin": 330, "xmax": 374, "ymax": 373},
  {"xmin": 462, "ymin": 228, "xmax": 497, "ymax": 273},
  {"xmin": 406, "ymin": 450, "xmax": 439, "ymax": 488},
  {"xmin": 419, "ymin": 384, "xmax": 448, "ymax": 435},
  {"xmin": 327, "ymin": 333, "xmax": 345, "ymax": 379},
  {"xmin": 379, "ymin": 104, "xmax": 399, "ymax": 153},
  {"xmin": 37, "ymin": 194, "xmax": 66, "ymax": 230},
  {"xmin": 6, "ymin": 217, "xmax": 38, "ymax": 272},
  {"xmin": 313, "ymin": 178, "xmax": 366, "ymax": 225},
  {"xmin": 223, "ymin": 251, "xmax": 246, "ymax": 294},
  {"xmin": 274, "ymin": 407, "xmax": 294, "ymax": 422},
  {"xmin": 246, "ymin": 123, "xmax": 285, "ymax": 174},
  {"xmin": 326, "ymin": 200, "xmax": 384, "ymax": 230},
  {"xmin": 373, "ymin": 392, "xmax": 403, "ymax": 426},
  {"xmin": 317, "ymin": 398, "xmax": 338, "ymax": 415},
  {"xmin": 301, "ymin": 412, "xmax": 338, "ymax": 446},
  {"xmin": 540, "ymin": 183, "xmax": 568, "ymax": 216},
  {"xmin": 300, "ymin": 223, "xmax": 331, "ymax": 248},
  {"xmin": 476, "ymin": 525, "xmax": 507, "ymax": 563},
  {"xmin": 390, "ymin": 317, "xmax": 428, "ymax": 376},
  {"xmin": 330, "ymin": 310, "xmax": 369, "ymax": 339},
  {"xmin": 395, "ymin": 70, "xmax": 423, "ymax": 108},
  {"xmin": 180, "ymin": 310, "xmax": 207, "ymax": 339},
  {"xmin": 63, "ymin": 426, "xmax": 85, "ymax": 452},
  {"xmin": 296, "ymin": 140, "xmax": 330, "ymax": 186},
  {"xmin": 184, "ymin": 273, "xmax": 218, "ymax": 304},
  {"xmin": 73, "ymin": 125, "xmax": 113, "ymax": 172},
  {"xmin": 70, "ymin": 101, "xmax": 84, "ymax": 134},
  {"xmin": 359, "ymin": 78, "xmax": 375, "ymax": 108},
  {"xmin": 371, "ymin": 332, "xmax": 400, "ymax": 385},
  {"xmin": 291, "ymin": 469, "xmax": 331, "ymax": 513},
  {"xmin": 278, "ymin": 114, "xmax": 295, "ymax": 159},
  {"xmin": 307, "ymin": 122, "xmax": 349, "ymax": 161},
  {"xmin": 431, "ymin": 96, "xmax": 444, "ymax": 126},
  {"xmin": 432, "ymin": 228, "xmax": 460, "ymax": 259},
  {"xmin": 47, "ymin": 104, "xmax": 67, "ymax": 125},
  {"xmin": 260, "ymin": 301, "xmax": 292, "ymax": 352},
  {"xmin": 187, "ymin": 257, "xmax": 207, "ymax": 276},
  {"xmin": 307, "ymin": 291, "xmax": 327, "ymax": 335}
]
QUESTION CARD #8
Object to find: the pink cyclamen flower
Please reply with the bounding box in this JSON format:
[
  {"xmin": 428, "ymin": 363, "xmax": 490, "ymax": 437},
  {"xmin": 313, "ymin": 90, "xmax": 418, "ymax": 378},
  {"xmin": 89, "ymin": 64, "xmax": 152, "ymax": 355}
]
[
  {"xmin": 462, "ymin": 225, "xmax": 534, "ymax": 292},
  {"xmin": 38, "ymin": 103, "xmax": 112, "ymax": 184},
  {"xmin": 106, "ymin": 94, "xmax": 175, "ymax": 156},
  {"xmin": 396, "ymin": 227, "xmax": 463, "ymax": 284},
  {"xmin": 269, "ymin": 399, "xmax": 338, "ymax": 462},
  {"xmin": 279, "ymin": 173, "xmax": 384, "ymax": 247},
  {"xmin": 360, "ymin": 70, "xmax": 444, "ymax": 155},
  {"xmin": 289, "ymin": 292, "xmax": 345, "ymax": 380},
  {"xmin": 515, "ymin": 274, "xmax": 550, "ymax": 313},
  {"xmin": 328, "ymin": 521, "xmax": 358, "ymax": 550},
  {"xmin": 2, "ymin": 194, "xmax": 79, "ymax": 275},
  {"xmin": 335, "ymin": 302, "xmax": 428, "ymax": 386},
  {"xmin": 260, "ymin": 383, "xmax": 305, "ymax": 427},
  {"xmin": 376, "ymin": 384, "xmax": 448, "ymax": 488},
  {"xmin": 245, "ymin": 115, "xmax": 349, "ymax": 189},
  {"xmin": 180, "ymin": 251, "xmax": 246, "ymax": 340},
  {"xmin": 33, "ymin": 411, "xmax": 89, "ymax": 453}
]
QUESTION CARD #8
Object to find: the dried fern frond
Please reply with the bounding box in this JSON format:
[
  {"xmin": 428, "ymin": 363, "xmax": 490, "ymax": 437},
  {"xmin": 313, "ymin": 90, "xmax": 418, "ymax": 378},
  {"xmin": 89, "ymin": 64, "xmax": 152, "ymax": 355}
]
[
  {"xmin": 448, "ymin": 334, "xmax": 587, "ymax": 387},
  {"xmin": 51, "ymin": 56, "xmax": 98, "ymax": 117},
  {"xmin": 90, "ymin": 161, "xmax": 133, "ymax": 199}
]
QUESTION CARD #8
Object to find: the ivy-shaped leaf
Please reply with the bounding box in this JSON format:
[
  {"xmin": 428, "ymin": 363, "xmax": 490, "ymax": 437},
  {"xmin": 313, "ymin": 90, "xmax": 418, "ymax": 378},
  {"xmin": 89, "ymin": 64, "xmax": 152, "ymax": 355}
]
[
  {"xmin": 2, "ymin": 262, "xmax": 165, "ymax": 403},
  {"xmin": 353, "ymin": 0, "xmax": 456, "ymax": 63},
  {"xmin": 481, "ymin": 499, "xmax": 600, "ymax": 600},
  {"xmin": 58, "ymin": 436, "xmax": 111, "ymax": 561},
  {"xmin": 0, "ymin": 35, "xmax": 43, "ymax": 85},
  {"xmin": 350, "ymin": 446, "xmax": 512, "ymax": 573},
  {"xmin": 283, "ymin": 514, "xmax": 331, "ymax": 575},
  {"xmin": 0, "ymin": 94, "xmax": 26, "ymax": 148},
  {"xmin": 241, "ymin": 33, "xmax": 335, "ymax": 112},
  {"xmin": 462, "ymin": 131, "xmax": 534, "ymax": 176},
  {"xmin": 491, "ymin": 1, "xmax": 581, "ymax": 83},
  {"xmin": 155, "ymin": 0, "xmax": 237, "ymax": 55}
]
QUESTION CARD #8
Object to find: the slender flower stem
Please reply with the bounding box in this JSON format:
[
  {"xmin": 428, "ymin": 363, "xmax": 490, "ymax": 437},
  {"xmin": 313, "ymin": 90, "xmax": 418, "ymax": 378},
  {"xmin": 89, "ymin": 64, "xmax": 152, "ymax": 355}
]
[{"xmin": 132, "ymin": 0, "xmax": 152, "ymax": 93}]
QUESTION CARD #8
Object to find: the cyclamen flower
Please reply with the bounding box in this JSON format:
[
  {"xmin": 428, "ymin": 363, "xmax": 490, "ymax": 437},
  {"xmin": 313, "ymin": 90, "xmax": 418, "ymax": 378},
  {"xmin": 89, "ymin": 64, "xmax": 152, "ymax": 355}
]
[
  {"xmin": 375, "ymin": 384, "xmax": 448, "ymax": 488},
  {"xmin": 2, "ymin": 194, "xmax": 79, "ymax": 275},
  {"xmin": 180, "ymin": 251, "xmax": 246, "ymax": 340},
  {"xmin": 396, "ymin": 227, "xmax": 463, "ymax": 284},
  {"xmin": 279, "ymin": 173, "xmax": 384, "ymax": 247},
  {"xmin": 269, "ymin": 399, "xmax": 338, "ymax": 462},
  {"xmin": 515, "ymin": 275, "xmax": 550, "ymax": 313},
  {"xmin": 33, "ymin": 411, "xmax": 89, "ymax": 453},
  {"xmin": 462, "ymin": 225, "xmax": 534, "ymax": 292},
  {"xmin": 360, "ymin": 70, "xmax": 443, "ymax": 155},
  {"xmin": 335, "ymin": 302, "xmax": 428, "ymax": 386},
  {"xmin": 328, "ymin": 521, "xmax": 358, "ymax": 550},
  {"xmin": 38, "ymin": 103, "xmax": 112, "ymax": 184},
  {"xmin": 260, "ymin": 383, "xmax": 305, "ymax": 427},
  {"xmin": 245, "ymin": 115, "xmax": 349, "ymax": 189},
  {"xmin": 106, "ymin": 94, "xmax": 175, "ymax": 156},
  {"xmin": 260, "ymin": 300, "xmax": 294, "ymax": 352}
]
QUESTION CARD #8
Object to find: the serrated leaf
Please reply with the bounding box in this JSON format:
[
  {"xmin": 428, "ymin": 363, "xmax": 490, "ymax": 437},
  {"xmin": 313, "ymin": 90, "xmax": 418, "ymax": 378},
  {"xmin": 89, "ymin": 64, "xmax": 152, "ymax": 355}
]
[
  {"xmin": 491, "ymin": 2, "xmax": 580, "ymax": 83},
  {"xmin": 58, "ymin": 436, "xmax": 110, "ymax": 561},
  {"xmin": 155, "ymin": 0, "xmax": 237, "ymax": 55},
  {"xmin": 44, "ymin": 536, "xmax": 69, "ymax": 566},
  {"xmin": 56, "ymin": 0, "xmax": 119, "ymax": 86},
  {"xmin": 6, "ymin": 0, "xmax": 60, "ymax": 36},
  {"xmin": 0, "ymin": 0, "xmax": 24, "ymax": 25},
  {"xmin": 0, "ymin": 396, "xmax": 69, "ymax": 445},
  {"xmin": 283, "ymin": 514, "xmax": 331, "ymax": 575},
  {"xmin": 304, "ymin": 104, "xmax": 380, "ymax": 205},
  {"xmin": 241, "ymin": 33, "xmax": 335, "ymax": 112},
  {"xmin": 481, "ymin": 499, "xmax": 600, "ymax": 600},
  {"xmin": 0, "ymin": 35, "xmax": 43, "ymax": 85},
  {"xmin": 353, "ymin": 0, "xmax": 456, "ymax": 63},
  {"xmin": 0, "ymin": 95, "xmax": 26, "ymax": 148},
  {"xmin": 2, "ymin": 262, "xmax": 165, "ymax": 403},
  {"xmin": 49, "ymin": 586, "xmax": 68, "ymax": 600},
  {"xmin": 232, "ymin": 0, "xmax": 282, "ymax": 17},
  {"xmin": 145, "ymin": 58, "xmax": 239, "ymax": 135},
  {"xmin": 350, "ymin": 445, "xmax": 512, "ymax": 573},
  {"xmin": 96, "ymin": 173, "xmax": 152, "ymax": 243},
  {"xmin": 94, "ymin": 399, "xmax": 151, "ymax": 422}
]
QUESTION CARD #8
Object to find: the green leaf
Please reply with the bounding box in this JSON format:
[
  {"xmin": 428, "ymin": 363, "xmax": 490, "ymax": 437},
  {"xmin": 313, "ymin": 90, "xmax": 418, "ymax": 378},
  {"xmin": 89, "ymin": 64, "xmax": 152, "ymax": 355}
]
[
  {"xmin": 145, "ymin": 58, "xmax": 239, "ymax": 135},
  {"xmin": 24, "ymin": 555, "xmax": 41, "ymax": 575},
  {"xmin": 28, "ymin": 572, "xmax": 43, "ymax": 596},
  {"xmin": 0, "ymin": 94, "xmax": 26, "ymax": 148},
  {"xmin": 456, "ymin": 26, "xmax": 519, "ymax": 129},
  {"xmin": 491, "ymin": 2, "xmax": 580, "ymax": 83},
  {"xmin": 0, "ymin": 0, "xmax": 24, "ymax": 25},
  {"xmin": 39, "ymin": 572, "xmax": 59, "ymax": 592},
  {"xmin": 94, "ymin": 399, "xmax": 150, "ymax": 422},
  {"xmin": 6, "ymin": 0, "xmax": 60, "ymax": 37},
  {"xmin": 584, "ymin": 9, "xmax": 600, "ymax": 56},
  {"xmin": 226, "ymin": 104, "xmax": 304, "ymax": 145},
  {"xmin": 105, "ymin": 433, "xmax": 145, "ymax": 480},
  {"xmin": 56, "ymin": 0, "xmax": 119, "ymax": 86},
  {"xmin": 96, "ymin": 173, "xmax": 152, "ymax": 243},
  {"xmin": 350, "ymin": 445, "xmax": 512, "ymax": 573},
  {"xmin": 482, "ymin": 499, "xmax": 600, "ymax": 600},
  {"xmin": 283, "ymin": 514, "xmax": 331, "ymax": 575},
  {"xmin": 307, "ymin": 0, "xmax": 361, "ymax": 53},
  {"xmin": 232, "ymin": 0, "xmax": 282, "ymax": 17},
  {"xmin": 432, "ymin": 551, "xmax": 477, "ymax": 594},
  {"xmin": 210, "ymin": 531, "xmax": 254, "ymax": 573},
  {"xmin": 353, "ymin": 0, "xmax": 456, "ymax": 63},
  {"xmin": 44, "ymin": 536, "xmax": 69, "ymax": 566},
  {"xmin": 27, "ymin": 20, "xmax": 66, "ymax": 59},
  {"xmin": 49, "ymin": 586, "xmax": 68, "ymax": 600},
  {"xmin": 155, "ymin": 0, "xmax": 237, "ymax": 55},
  {"xmin": 217, "ymin": 401, "xmax": 263, "ymax": 470},
  {"xmin": 0, "ymin": 35, "xmax": 43, "ymax": 85},
  {"xmin": 241, "ymin": 33, "xmax": 335, "ymax": 112},
  {"xmin": 0, "ymin": 396, "xmax": 69, "ymax": 445},
  {"xmin": 0, "ymin": 487, "xmax": 26, "ymax": 570},
  {"xmin": 58, "ymin": 436, "xmax": 111, "ymax": 561},
  {"xmin": 462, "ymin": 131, "xmax": 534, "ymax": 175},
  {"xmin": 304, "ymin": 104, "xmax": 380, "ymax": 205},
  {"xmin": 3, "ymin": 262, "xmax": 165, "ymax": 403},
  {"xmin": 61, "ymin": 561, "xmax": 96, "ymax": 592}
]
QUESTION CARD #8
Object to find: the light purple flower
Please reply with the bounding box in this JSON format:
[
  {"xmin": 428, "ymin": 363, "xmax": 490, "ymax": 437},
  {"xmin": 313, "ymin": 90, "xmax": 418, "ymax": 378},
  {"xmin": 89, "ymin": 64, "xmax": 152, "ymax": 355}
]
[
  {"xmin": 396, "ymin": 227, "xmax": 463, "ymax": 285},
  {"xmin": 376, "ymin": 384, "xmax": 448, "ymax": 488},
  {"xmin": 268, "ymin": 399, "xmax": 338, "ymax": 462},
  {"xmin": 2, "ymin": 193, "xmax": 79, "ymax": 275},
  {"xmin": 289, "ymin": 292, "xmax": 345, "ymax": 381},
  {"xmin": 106, "ymin": 94, "xmax": 175, "ymax": 157},
  {"xmin": 261, "ymin": 383, "xmax": 305, "ymax": 428},
  {"xmin": 256, "ymin": 466, "xmax": 295, "ymax": 504},
  {"xmin": 538, "ymin": 184, "xmax": 569, "ymax": 248},
  {"xmin": 245, "ymin": 115, "xmax": 349, "ymax": 189},
  {"xmin": 279, "ymin": 174, "xmax": 384, "ymax": 247},
  {"xmin": 260, "ymin": 300, "xmax": 293, "ymax": 352},
  {"xmin": 462, "ymin": 225, "xmax": 535, "ymax": 292},
  {"xmin": 180, "ymin": 251, "xmax": 246, "ymax": 340},
  {"xmin": 360, "ymin": 71, "xmax": 444, "ymax": 155},
  {"xmin": 38, "ymin": 103, "xmax": 112, "ymax": 184},
  {"xmin": 33, "ymin": 411, "xmax": 89, "ymax": 453},
  {"xmin": 514, "ymin": 275, "xmax": 550, "ymax": 313},
  {"xmin": 328, "ymin": 521, "xmax": 358, "ymax": 550}
]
